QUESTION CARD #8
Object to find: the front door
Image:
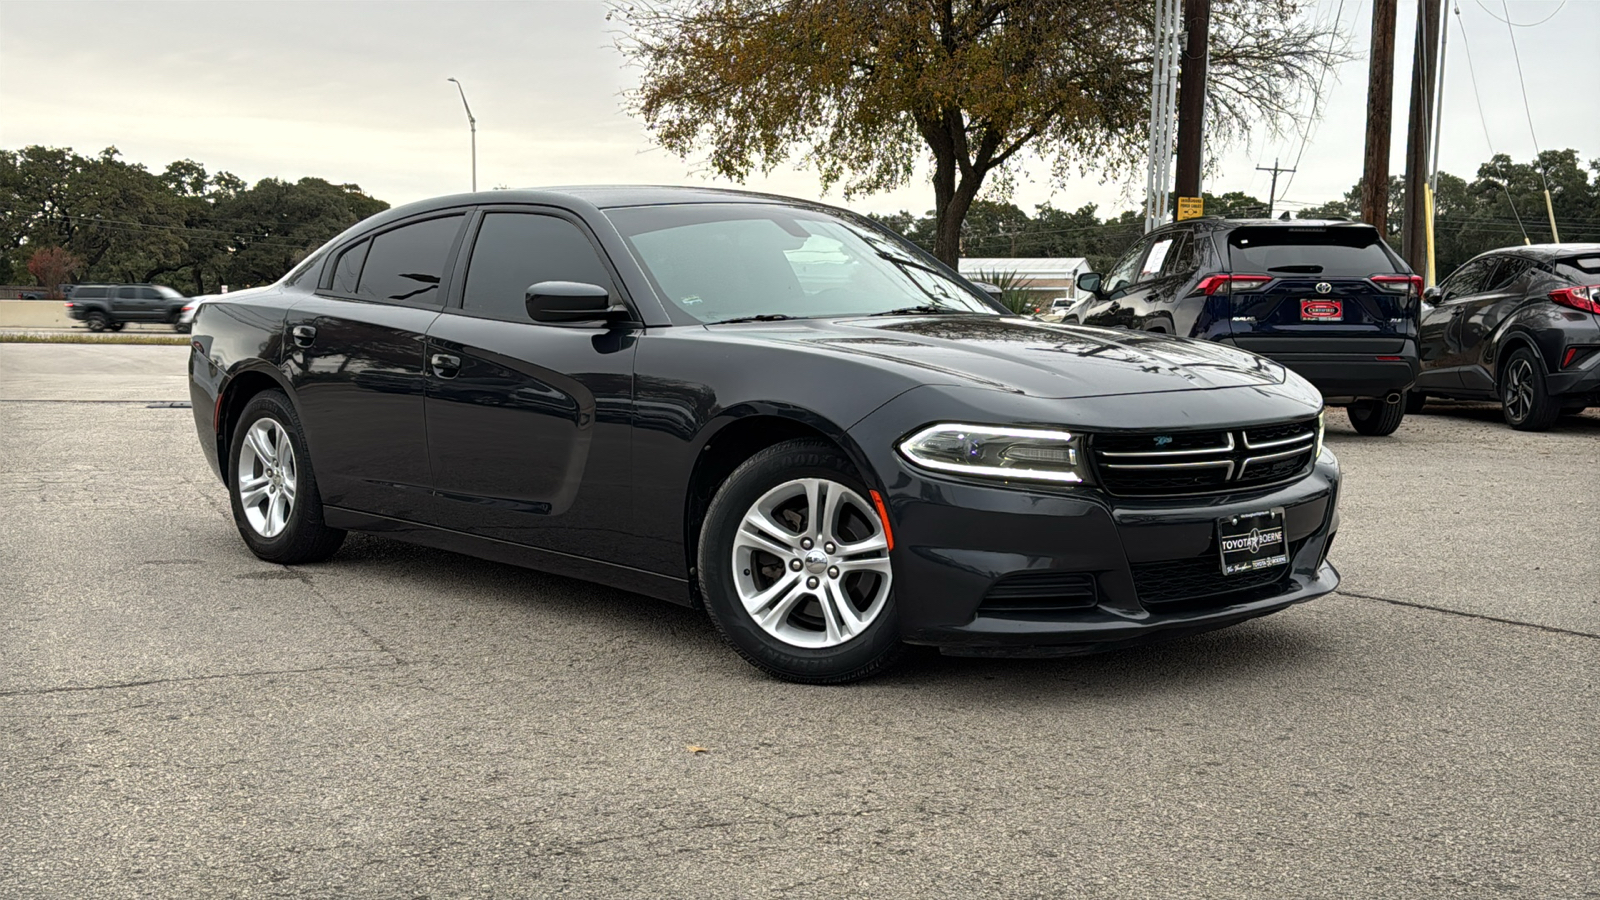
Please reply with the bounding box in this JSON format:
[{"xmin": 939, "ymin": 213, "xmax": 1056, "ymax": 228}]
[
  {"xmin": 424, "ymin": 209, "xmax": 640, "ymax": 563},
  {"xmin": 283, "ymin": 212, "xmax": 466, "ymax": 520}
]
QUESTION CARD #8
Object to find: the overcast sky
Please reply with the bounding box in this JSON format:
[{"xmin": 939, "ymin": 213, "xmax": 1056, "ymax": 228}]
[{"xmin": 2, "ymin": 0, "xmax": 1595, "ymax": 220}]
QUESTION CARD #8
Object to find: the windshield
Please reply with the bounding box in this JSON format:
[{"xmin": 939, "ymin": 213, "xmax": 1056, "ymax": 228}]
[
  {"xmin": 605, "ymin": 203, "xmax": 1001, "ymax": 323},
  {"xmin": 1227, "ymin": 226, "xmax": 1400, "ymax": 276}
]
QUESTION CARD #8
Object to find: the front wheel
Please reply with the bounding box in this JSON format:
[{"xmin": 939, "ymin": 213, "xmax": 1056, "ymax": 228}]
[
  {"xmin": 698, "ymin": 439, "xmax": 902, "ymax": 684},
  {"xmin": 227, "ymin": 390, "xmax": 345, "ymax": 564},
  {"xmin": 1500, "ymin": 347, "xmax": 1560, "ymax": 431},
  {"xmin": 85, "ymin": 312, "xmax": 108, "ymax": 332},
  {"xmin": 1347, "ymin": 399, "xmax": 1405, "ymax": 436}
]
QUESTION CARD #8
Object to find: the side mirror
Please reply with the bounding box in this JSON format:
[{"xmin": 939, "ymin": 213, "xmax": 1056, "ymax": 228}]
[
  {"xmin": 1422, "ymin": 285, "xmax": 1442, "ymax": 305},
  {"xmin": 525, "ymin": 281, "xmax": 625, "ymax": 324},
  {"xmin": 1076, "ymin": 272, "xmax": 1103, "ymax": 295}
]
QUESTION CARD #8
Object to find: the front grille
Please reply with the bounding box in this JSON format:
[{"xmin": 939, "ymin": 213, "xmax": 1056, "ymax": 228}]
[
  {"xmin": 1091, "ymin": 418, "xmax": 1318, "ymax": 497},
  {"xmin": 1132, "ymin": 538, "xmax": 1307, "ymax": 610},
  {"xmin": 978, "ymin": 571, "xmax": 1098, "ymax": 616}
]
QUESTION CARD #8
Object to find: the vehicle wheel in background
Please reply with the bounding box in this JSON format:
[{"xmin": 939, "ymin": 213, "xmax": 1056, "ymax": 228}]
[
  {"xmin": 698, "ymin": 439, "xmax": 903, "ymax": 684},
  {"xmin": 108, "ymin": 322, "xmax": 125, "ymax": 331},
  {"xmin": 1404, "ymin": 391, "xmax": 1426, "ymax": 415},
  {"xmin": 1347, "ymin": 399, "xmax": 1405, "ymax": 436},
  {"xmin": 227, "ymin": 390, "xmax": 346, "ymax": 564},
  {"xmin": 174, "ymin": 323, "xmax": 191, "ymax": 334},
  {"xmin": 86, "ymin": 312, "xmax": 108, "ymax": 332},
  {"xmin": 1500, "ymin": 347, "xmax": 1560, "ymax": 431}
]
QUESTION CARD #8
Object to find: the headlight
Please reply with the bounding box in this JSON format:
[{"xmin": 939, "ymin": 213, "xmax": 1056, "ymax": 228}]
[{"xmin": 897, "ymin": 424, "xmax": 1090, "ymax": 484}]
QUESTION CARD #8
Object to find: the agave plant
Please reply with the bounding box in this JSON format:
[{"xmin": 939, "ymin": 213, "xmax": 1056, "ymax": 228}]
[{"xmin": 972, "ymin": 268, "xmax": 1038, "ymax": 316}]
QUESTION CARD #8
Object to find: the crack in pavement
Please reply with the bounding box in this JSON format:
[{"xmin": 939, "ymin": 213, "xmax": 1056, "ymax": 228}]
[
  {"xmin": 1335, "ymin": 589, "xmax": 1600, "ymax": 641},
  {"xmin": 0, "ymin": 660, "xmax": 398, "ymax": 699}
]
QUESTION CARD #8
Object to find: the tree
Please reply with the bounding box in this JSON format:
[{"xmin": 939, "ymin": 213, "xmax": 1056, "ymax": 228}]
[
  {"xmin": 26, "ymin": 247, "xmax": 84, "ymax": 297},
  {"xmin": 621, "ymin": 0, "xmax": 1344, "ymax": 264}
]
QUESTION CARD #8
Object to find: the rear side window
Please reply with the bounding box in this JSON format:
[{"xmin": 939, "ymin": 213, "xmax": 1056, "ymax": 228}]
[
  {"xmin": 1557, "ymin": 255, "xmax": 1600, "ymax": 282},
  {"xmin": 356, "ymin": 215, "xmax": 464, "ymax": 306},
  {"xmin": 332, "ymin": 240, "xmax": 369, "ymax": 294},
  {"xmin": 462, "ymin": 213, "xmax": 617, "ymax": 322},
  {"xmin": 1226, "ymin": 227, "xmax": 1398, "ymax": 275},
  {"xmin": 73, "ymin": 286, "xmax": 107, "ymax": 300}
]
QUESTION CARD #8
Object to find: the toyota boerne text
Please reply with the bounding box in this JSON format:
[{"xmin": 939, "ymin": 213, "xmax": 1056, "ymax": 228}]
[{"xmin": 187, "ymin": 186, "xmax": 1341, "ymax": 683}]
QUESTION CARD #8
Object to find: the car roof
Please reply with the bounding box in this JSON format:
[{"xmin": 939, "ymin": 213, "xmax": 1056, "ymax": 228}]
[
  {"xmin": 379, "ymin": 185, "xmax": 846, "ymax": 219},
  {"xmin": 1487, "ymin": 242, "xmax": 1600, "ymax": 261}
]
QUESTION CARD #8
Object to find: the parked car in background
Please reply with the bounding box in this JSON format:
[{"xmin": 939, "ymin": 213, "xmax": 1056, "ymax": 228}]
[
  {"xmin": 1411, "ymin": 244, "xmax": 1600, "ymax": 430},
  {"xmin": 64, "ymin": 283, "xmax": 190, "ymax": 331},
  {"xmin": 1072, "ymin": 218, "xmax": 1422, "ymax": 436},
  {"xmin": 187, "ymin": 186, "xmax": 1340, "ymax": 684}
]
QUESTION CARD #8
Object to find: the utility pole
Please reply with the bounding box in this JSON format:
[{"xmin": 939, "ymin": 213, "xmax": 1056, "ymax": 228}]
[
  {"xmin": 1174, "ymin": 0, "xmax": 1211, "ymax": 204},
  {"xmin": 1362, "ymin": 0, "xmax": 1398, "ymax": 236},
  {"xmin": 1256, "ymin": 158, "xmax": 1296, "ymax": 217},
  {"xmin": 1402, "ymin": 0, "xmax": 1444, "ymax": 274},
  {"xmin": 1144, "ymin": 0, "xmax": 1183, "ymax": 232},
  {"xmin": 447, "ymin": 77, "xmax": 477, "ymax": 192}
]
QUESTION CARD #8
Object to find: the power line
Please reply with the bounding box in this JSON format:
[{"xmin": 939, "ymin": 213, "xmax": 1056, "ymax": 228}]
[
  {"xmin": 1275, "ymin": 0, "xmax": 1350, "ymax": 206},
  {"xmin": 1498, "ymin": 0, "xmax": 1558, "ymax": 240},
  {"xmin": 1452, "ymin": 3, "xmax": 1531, "ymax": 242},
  {"xmin": 1473, "ymin": 0, "xmax": 1565, "ymax": 27}
]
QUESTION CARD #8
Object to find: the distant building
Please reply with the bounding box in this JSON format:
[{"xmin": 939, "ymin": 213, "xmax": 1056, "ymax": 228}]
[{"xmin": 957, "ymin": 257, "xmax": 1090, "ymax": 307}]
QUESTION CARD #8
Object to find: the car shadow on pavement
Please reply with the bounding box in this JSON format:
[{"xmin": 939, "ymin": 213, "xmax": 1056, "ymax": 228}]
[{"xmin": 296, "ymin": 531, "xmax": 1334, "ymax": 700}]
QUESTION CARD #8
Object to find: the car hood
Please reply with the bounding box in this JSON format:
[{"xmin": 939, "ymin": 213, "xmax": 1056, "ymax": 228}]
[{"xmin": 710, "ymin": 315, "xmax": 1289, "ymax": 399}]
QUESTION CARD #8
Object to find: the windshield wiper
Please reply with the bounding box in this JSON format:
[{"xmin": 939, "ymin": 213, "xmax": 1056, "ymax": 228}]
[
  {"xmin": 710, "ymin": 313, "xmax": 805, "ymax": 325},
  {"xmin": 865, "ymin": 304, "xmax": 968, "ymax": 317}
]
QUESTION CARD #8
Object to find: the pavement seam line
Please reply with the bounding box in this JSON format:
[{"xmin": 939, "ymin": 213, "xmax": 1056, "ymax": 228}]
[
  {"xmin": 0, "ymin": 661, "xmax": 399, "ymax": 699},
  {"xmin": 1335, "ymin": 589, "xmax": 1600, "ymax": 641},
  {"xmin": 280, "ymin": 566, "xmax": 408, "ymax": 665}
]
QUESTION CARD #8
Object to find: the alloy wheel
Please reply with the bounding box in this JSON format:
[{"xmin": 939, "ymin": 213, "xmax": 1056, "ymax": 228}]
[
  {"xmin": 1504, "ymin": 358, "xmax": 1535, "ymax": 423},
  {"xmin": 237, "ymin": 417, "xmax": 298, "ymax": 538},
  {"xmin": 731, "ymin": 477, "xmax": 892, "ymax": 649}
]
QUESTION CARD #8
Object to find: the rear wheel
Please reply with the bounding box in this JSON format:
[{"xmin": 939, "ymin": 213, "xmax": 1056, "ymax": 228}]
[
  {"xmin": 1500, "ymin": 347, "xmax": 1560, "ymax": 431},
  {"xmin": 698, "ymin": 439, "xmax": 902, "ymax": 684},
  {"xmin": 108, "ymin": 322, "xmax": 125, "ymax": 331},
  {"xmin": 227, "ymin": 390, "xmax": 345, "ymax": 564},
  {"xmin": 1347, "ymin": 399, "xmax": 1405, "ymax": 436}
]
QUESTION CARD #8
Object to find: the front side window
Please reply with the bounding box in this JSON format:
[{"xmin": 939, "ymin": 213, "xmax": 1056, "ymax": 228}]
[
  {"xmin": 1139, "ymin": 237, "xmax": 1175, "ymax": 282},
  {"xmin": 605, "ymin": 204, "xmax": 998, "ymax": 324},
  {"xmin": 1484, "ymin": 257, "xmax": 1532, "ymax": 292},
  {"xmin": 355, "ymin": 215, "xmax": 464, "ymax": 306},
  {"xmin": 1103, "ymin": 237, "xmax": 1152, "ymax": 295},
  {"xmin": 137, "ymin": 286, "xmax": 162, "ymax": 300},
  {"xmin": 463, "ymin": 214, "xmax": 617, "ymax": 322},
  {"xmin": 1441, "ymin": 257, "xmax": 1494, "ymax": 298},
  {"xmin": 115, "ymin": 286, "xmax": 139, "ymax": 300}
]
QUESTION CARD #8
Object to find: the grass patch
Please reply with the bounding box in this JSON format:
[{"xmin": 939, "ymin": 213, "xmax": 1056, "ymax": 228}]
[{"xmin": 0, "ymin": 332, "xmax": 189, "ymax": 346}]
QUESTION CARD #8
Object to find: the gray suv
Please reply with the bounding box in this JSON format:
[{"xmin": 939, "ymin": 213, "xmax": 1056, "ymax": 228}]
[{"xmin": 64, "ymin": 284, "xmax": 190, "ymax": 332}]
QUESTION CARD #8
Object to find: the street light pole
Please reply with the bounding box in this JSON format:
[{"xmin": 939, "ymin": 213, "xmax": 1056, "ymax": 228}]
[{"xmin": 446, "ymin": 77, "xmax": 477, "ymax": 192}]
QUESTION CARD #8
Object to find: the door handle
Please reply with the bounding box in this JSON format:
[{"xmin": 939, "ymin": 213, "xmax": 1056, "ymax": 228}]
[
  {"xmin": 430, "ymin": 353, "xmax": 461, "ymax": 378},
  {"xmin": 291, "ymin": 325, "xmax": 316, "ymax": 347}
]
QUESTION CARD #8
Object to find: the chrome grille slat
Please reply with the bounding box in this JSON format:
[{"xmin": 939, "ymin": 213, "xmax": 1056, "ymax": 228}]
[{"xmin": 1091, "ymin": 418, "xmax": 1318, "ymax": 497}]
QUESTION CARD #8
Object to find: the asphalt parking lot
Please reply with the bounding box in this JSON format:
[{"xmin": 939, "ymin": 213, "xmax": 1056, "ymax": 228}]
[{"xmin": 2, "ymin": 343, "xmax": 1597, "ymax": 899}]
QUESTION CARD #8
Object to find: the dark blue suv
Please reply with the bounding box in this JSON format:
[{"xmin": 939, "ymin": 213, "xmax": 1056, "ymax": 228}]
[{"xmin": 1068, "ymin": 218, "xmax": 1422, "ymax": 436}]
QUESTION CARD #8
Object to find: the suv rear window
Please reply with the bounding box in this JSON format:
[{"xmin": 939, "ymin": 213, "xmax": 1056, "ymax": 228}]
[{"xmin": 1227, "ymin": 226, "xmax": 1399, "ymax": 276}]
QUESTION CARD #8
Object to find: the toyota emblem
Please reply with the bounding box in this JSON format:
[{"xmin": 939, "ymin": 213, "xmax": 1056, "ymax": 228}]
[{"xmin": 1315, "ymin": 282, "xmax": 1332, "ymax": 294}]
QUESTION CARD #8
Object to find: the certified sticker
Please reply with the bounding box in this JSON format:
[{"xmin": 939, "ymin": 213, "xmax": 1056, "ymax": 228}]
[{"xmin": 1301, "ymin": 299, "xmax": 1343, "ymax": 321}]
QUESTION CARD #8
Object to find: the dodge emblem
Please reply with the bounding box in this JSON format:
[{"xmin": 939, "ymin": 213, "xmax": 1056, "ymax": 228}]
[{"xmin": 1315, "ymin": 282, "xmax": 1332, "ymax": 294}]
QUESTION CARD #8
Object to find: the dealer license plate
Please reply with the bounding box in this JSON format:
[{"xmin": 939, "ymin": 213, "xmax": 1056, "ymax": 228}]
[
  {"xmin": 1217, "ymin": 507, "xmax": 1289, "ymax": 575},
  {"xmin": 1301, "ymin": 299, "xmax": 1343, "ymax": 321}
]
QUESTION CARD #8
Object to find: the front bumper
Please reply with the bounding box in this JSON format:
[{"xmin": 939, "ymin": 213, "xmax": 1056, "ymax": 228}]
[{"xmin": 847, "ymin": 388, "xmax": 1339, "ymax": 657}]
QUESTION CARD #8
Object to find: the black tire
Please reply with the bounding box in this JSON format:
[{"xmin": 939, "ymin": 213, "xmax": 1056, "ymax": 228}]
[
  {"xmin": 227, "ymin": 390, "xmax": 346, "ymax": 564},
  {"xmin": 174, "ymin": 322, "xmax": 191, "ymax": 334},
  {"xmin": 108, "ymin": 322, "xmax": 125, "ymax": 331},
  {"xmin": 1404, "ymin": 391, "xmax": 1426, "ymax": 415},
  {"xmin": 1347, "ymin": 399, "xmax": 1406, "ymax": 436},
  {"xmin": 85, "ymin": 312, "xmax": 108, "ymax": 332},
  {"xmin": 698, "ymin": 439, "xmax": 904, "ymax": 684},
  {"xmin": 1499, "ymin": 346, "xmax": 1560, "ymax": 431}
]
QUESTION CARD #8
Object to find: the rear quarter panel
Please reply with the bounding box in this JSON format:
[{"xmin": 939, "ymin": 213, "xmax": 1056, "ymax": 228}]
[{"xmin": 187, "ymin": 291, "xmax": 294, "ymax": 480}]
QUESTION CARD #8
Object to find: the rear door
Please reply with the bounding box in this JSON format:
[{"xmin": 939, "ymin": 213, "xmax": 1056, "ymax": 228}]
[
  {"xmin": 283, "ymin": 212, "xmax": 466, "ymax": 520},
  {"xmin": 1223, "ymin": 225, "xmax": 1418, "ymax": 355}
]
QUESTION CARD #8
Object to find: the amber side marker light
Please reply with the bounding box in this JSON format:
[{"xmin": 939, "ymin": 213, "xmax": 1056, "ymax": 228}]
[{"xmin": 869, "ymin": 490, "xmax": 895, "ymax": 552}]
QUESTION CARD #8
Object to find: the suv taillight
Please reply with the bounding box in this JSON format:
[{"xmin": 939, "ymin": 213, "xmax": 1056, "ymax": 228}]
[
  {"xmin": 1372, "ymin": 275, "xmax": 1424, "ymax": 299},
  {"xmin": 1550, "ymin": 285, "xmax": 1600, "ymax": 315},
  {"xmin": 1197, "ymin": 274, "xmax": 1272, "ymax": 296}
]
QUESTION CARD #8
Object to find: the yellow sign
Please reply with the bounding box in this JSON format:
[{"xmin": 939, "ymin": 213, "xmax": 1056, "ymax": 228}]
[{"xmin": 1176, "ymin": 197, "xmax": 1204, "ymax": 221}]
